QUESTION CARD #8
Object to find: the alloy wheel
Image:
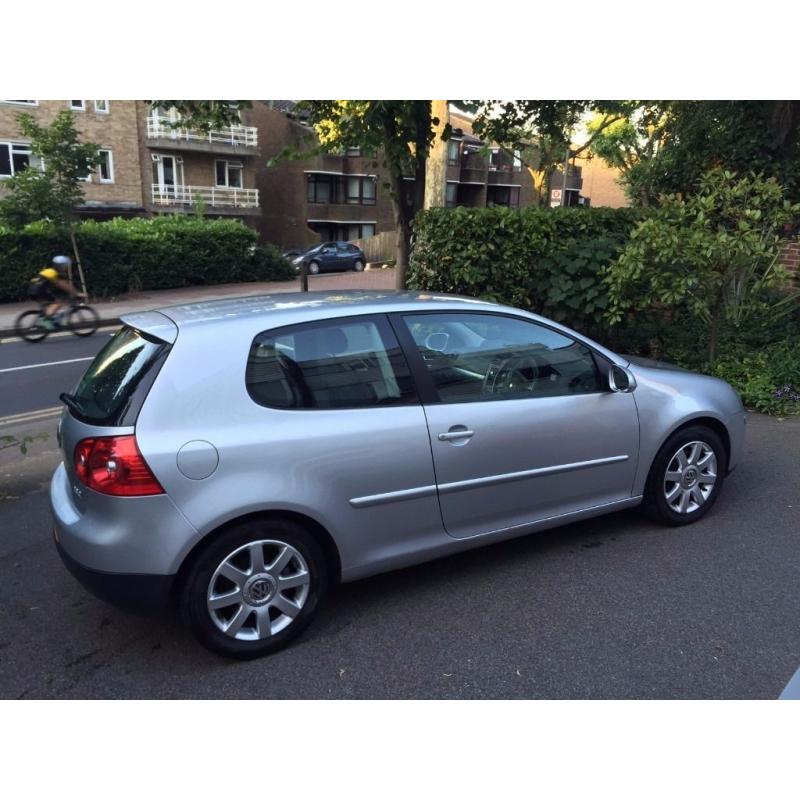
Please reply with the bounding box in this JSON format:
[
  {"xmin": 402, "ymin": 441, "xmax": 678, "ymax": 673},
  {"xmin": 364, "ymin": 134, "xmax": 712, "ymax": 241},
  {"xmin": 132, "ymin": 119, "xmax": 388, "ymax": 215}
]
[
  {"xmin": 207, "ymin": 539, "xmax": 311, "ymax": 640},
  {"xmin": 663, "ymin": 440, "xmax": 717, "ymax": 514}
]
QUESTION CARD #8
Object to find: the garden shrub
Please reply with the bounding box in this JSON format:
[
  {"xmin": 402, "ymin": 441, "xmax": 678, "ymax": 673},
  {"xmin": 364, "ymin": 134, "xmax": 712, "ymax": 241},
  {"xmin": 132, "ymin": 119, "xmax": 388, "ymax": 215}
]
[
  {"xmin": 0, "ymin": 216, "xmax": 292, "ymax": 302},
  {"xmin": 408, "ymin": 205, "xmax": 640, "ymax": 338}
]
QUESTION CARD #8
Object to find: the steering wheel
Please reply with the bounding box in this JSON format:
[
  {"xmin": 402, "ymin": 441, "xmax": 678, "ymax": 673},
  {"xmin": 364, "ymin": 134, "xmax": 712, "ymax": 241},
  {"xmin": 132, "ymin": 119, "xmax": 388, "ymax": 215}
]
[{"xmin": 483, "ymin": 353, "xmax": 544, "ymax": 395}]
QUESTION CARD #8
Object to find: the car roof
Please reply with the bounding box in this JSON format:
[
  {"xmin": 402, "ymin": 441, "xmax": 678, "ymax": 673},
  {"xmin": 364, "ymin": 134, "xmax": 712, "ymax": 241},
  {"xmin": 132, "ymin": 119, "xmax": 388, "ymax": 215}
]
[
  {"xmin": 119, "ymin": 290, "xmax": 624, "ymax": 363},
  {"xmin": 148, "ymin": 291, "xmax": 500, "ymax": 330}
]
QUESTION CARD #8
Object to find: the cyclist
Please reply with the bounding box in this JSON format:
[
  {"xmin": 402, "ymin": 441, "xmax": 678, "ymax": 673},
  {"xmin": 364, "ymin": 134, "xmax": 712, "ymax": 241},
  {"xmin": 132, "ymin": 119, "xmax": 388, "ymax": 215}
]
[{"xmin": 29, "ymin": 255, "xmax": 85, "ymax": 329}]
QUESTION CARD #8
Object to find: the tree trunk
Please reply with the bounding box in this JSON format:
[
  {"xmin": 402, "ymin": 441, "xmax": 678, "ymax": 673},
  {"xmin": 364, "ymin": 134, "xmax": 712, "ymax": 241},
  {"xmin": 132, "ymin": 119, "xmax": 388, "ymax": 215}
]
[
  {"xmin": 68, "ymin": 228, "xmax": 88, "ymax": 297},
  {"xmin": 386, "ymin": 164, "xmax": 411, "ymax": 290}
]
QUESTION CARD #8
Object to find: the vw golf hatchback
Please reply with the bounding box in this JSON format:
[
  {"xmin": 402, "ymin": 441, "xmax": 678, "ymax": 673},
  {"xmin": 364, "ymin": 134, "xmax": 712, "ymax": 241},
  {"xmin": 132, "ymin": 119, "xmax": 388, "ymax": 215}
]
[{"xmin": 52, "ymin": 291, "xmax": 746, "ymax": 658}]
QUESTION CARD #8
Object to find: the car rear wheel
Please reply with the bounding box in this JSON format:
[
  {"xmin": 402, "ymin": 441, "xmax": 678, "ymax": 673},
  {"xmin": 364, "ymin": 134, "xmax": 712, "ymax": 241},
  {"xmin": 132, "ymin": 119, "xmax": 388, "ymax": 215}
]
[
  {"xmin": 180, "ymin": 519, "xmax": 328, "ymax": 659},
  {"xmin": 308, "ymin": 260, "xmax": 320, "ymax": 275},
  {"xmin": 353, "ymin": 259, "xmax": 365, "ymax": 272},
  {"xmin": 642, "ymin": 425, "xmax": 727, "ymax": 526}
]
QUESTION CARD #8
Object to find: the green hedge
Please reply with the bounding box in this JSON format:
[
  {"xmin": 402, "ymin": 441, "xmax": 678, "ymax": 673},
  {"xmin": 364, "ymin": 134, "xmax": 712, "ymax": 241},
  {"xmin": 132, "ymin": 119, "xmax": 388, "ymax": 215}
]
[
  {"xmin": 408, "ymin": 206, "xmax": 640, "ymax": 337},
  {"xmin": 0, "ymin": 216, "xmax": 295, "ymax": 302}
]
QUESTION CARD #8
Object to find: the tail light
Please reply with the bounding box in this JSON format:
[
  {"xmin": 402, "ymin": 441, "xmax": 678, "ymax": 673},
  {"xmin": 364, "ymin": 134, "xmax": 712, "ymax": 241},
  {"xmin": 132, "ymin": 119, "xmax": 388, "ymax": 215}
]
[{"xmin": 74, "ymin": 435, "xmax": 164, "ymax": 497}]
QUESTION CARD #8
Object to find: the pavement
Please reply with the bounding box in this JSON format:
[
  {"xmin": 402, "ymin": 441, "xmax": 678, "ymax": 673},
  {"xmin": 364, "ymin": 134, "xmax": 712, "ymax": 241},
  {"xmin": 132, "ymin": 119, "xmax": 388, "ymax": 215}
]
[
  {"xmin": 0, "ymin": 267, "xmax": 397, "ymax": 339},
  {"xmin": 1, "ymin": 410, "xmax": 798, "ymax": 699}
]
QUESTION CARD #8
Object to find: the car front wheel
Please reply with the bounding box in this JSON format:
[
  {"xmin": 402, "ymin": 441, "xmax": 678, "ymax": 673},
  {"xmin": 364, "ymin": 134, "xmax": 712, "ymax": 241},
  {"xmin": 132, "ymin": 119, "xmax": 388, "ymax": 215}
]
[
  {"xmin": 180, "ymin": 519, "xmax": 328, "ymax": 659},
  {"xmin": 308, "ymin": 260, "xmax": 320, "ymax": 275},
  {"xmin": 642, "ymin": 425, "xmax": 727, "ymax": 526}
]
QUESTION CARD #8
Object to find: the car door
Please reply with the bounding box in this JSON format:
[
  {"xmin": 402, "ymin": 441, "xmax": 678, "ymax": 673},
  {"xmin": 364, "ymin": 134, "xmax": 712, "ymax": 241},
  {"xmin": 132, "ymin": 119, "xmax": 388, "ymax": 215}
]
[
  {"xmin": 336, "ymin": 242, "xmax": 353, "ymax": 270},
  {"xmin": 395, "ymin": 311, "xmax": 640, "ymax": 540},
  {"xmin": 319, "ymin": 243, "xmax": 337, "ymax": 270}
]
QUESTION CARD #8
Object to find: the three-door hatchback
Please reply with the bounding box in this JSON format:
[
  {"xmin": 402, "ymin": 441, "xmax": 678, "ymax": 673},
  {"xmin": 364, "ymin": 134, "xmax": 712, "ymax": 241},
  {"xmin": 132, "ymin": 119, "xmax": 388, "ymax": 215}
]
[{"xmin": 52, "ymin": 291, "xmax": 746, "ymax": 658}]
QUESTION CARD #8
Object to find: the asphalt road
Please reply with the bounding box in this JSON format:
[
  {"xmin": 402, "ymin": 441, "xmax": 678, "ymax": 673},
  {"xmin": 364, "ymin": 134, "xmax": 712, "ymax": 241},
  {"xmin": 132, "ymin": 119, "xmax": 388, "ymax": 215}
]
[
  {"xmin": 1, "ymin": 411, "xmax": 798, "ymax": 699},
  {"xmin": 0, "ymin": 332, "xmax": 113, "ymax": 418}
]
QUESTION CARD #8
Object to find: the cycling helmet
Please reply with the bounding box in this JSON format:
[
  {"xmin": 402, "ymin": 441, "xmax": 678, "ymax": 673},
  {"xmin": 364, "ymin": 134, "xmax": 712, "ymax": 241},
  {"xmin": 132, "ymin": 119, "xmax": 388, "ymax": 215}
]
[{"xmin": 52, "ymin": 255, "xmax": 72, "ymax": 275}]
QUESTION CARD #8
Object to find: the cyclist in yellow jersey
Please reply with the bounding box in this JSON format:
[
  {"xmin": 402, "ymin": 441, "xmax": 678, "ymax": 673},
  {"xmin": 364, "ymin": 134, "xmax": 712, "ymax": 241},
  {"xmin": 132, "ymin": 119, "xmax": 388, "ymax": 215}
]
[{"xmin": 29, "ymin": 255, "xmax": 86, "ymax": 329}]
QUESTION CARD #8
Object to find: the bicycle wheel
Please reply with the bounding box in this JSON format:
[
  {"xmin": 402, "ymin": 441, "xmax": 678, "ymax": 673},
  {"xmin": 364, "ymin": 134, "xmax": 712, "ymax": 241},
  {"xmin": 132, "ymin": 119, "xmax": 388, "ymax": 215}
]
[
  {"xmin": 14, "ymin": 309, "xmax": 50, "ymax": 343},
  {"xmin": 68, "ymin": 304, "xmax": 100, "ymax": 337}
]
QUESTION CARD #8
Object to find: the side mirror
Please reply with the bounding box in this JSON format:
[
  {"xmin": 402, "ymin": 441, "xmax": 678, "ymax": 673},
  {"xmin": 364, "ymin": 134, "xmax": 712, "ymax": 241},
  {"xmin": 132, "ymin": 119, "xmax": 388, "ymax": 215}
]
[{"xmin": 608, "ymin": 365, "xmax": 637, "ymax": 393}]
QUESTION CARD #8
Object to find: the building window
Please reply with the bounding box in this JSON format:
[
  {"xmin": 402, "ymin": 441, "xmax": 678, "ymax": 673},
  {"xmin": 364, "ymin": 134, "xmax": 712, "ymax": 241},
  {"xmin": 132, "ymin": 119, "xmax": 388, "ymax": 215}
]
[
  {"xmin": 489, "ymin": 149, "xmax": 514, "ymax": 172},
  {"xmin": 307, "ymin": 174, "xmax": 331, "ymax": 204},
  {"xmin": 345, "ymin": 147, "xmax": 361, "ymax": 157},
  {"xmin": 98, "ymin": 149, "xmax": 114, "ymax": 183},
  {"xmin": 215, "ymin": 160, "xmax": 243, "ymax": 188},
  {"xmin": 70, "ymin": 100, "xmax": 86, "ymax": 111},
  {"xmin": 360, "ymin": 223, "xmax": 375, "ymax": 238},
  {"xmin": 94, "ymin": 100, "xmax": 110, "ymax": 114},
  {"xmin": 0, "ymin": 100, "xmax": 37, "ymax": 106},
  {"xmin": 446, "ymin": 183, "xmax": 458, "ymax": 208},
  {"xmin": 0, "ymin": 142, "xmax": 33, "ymax": 177},
  {"xmin": 346, "ymin": 176, "xmax": 376, "ymax": 205},
  {"xmin": 513, "ymin": 150, "xmax": 522, "ymax": 171},
  {"xmin": 487, "ymin": 185, "xmax": 520, "ymax": 208},
  {"xmin": 307, "ymin": 174, "xmax": 375, "ymax": 205},
  {"xmin": 447, "ymin": 140, "xmax": 460, "ymax": 166}
]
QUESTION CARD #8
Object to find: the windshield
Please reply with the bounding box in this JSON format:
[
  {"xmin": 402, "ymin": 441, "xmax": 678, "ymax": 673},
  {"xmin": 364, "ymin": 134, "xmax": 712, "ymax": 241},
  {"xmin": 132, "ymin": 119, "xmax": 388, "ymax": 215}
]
[{"xmin": 68, "ymin": 327, "xmax": 168, "ymax": 425}]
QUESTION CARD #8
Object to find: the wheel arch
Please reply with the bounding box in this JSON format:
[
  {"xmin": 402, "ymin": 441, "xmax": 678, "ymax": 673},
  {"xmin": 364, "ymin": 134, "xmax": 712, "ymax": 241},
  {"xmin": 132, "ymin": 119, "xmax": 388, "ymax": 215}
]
[
  {"xmin": 172, "ymin": 509, "xmax": 342, "ymax": 601},
  {"xmin": 646, "ymin": 414, "xmax": 732, "ymax": 483}
]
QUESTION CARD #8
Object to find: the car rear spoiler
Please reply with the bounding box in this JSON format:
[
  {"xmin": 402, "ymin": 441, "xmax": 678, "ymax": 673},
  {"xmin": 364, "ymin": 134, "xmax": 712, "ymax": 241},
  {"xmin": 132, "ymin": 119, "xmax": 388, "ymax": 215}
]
[{"xmin": 119, "ymin": 311, "xmax": 178, "ymax": 345}]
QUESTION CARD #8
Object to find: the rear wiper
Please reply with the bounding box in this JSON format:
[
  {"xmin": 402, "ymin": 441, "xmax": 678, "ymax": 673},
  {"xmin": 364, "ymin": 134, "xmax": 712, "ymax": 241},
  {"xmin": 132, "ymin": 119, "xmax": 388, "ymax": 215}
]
[{"xmin": 59, "ymin": 392, "xmax": 85, "ymax": 416}]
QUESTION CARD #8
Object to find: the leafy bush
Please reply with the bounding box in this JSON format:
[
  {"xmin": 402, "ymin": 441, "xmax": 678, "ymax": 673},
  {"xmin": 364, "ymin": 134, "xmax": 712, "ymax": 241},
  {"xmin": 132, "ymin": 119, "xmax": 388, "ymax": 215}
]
[
  {"xmin": 408, "ymin": 205, "xmax": 639, "ymax": 337},
  {"xmin": 0, "ymin": 216, "xmax": 293, "ymax": 302},
  {"xmin": 711, "ymin": 340, "xmax": 800, "ymax": 415},
  {"xmin": 605, "ymin": 169, "xmax": 800, "ymax": 361}
]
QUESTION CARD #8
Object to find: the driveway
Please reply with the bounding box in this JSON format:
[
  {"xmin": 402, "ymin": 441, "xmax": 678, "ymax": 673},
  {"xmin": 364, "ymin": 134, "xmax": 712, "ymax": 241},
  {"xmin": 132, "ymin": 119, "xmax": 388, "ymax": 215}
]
[{"xmin": 0, "ymin": 412, "xmax": 798, "ymax": 699}]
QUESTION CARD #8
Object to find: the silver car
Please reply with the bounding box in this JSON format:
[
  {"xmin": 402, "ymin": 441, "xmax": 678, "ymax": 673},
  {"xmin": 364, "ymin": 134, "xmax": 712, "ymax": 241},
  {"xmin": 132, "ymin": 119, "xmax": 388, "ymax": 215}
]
[{"xmin": 51, "ymin": 291, "xmax": 746, "ymax": 659}]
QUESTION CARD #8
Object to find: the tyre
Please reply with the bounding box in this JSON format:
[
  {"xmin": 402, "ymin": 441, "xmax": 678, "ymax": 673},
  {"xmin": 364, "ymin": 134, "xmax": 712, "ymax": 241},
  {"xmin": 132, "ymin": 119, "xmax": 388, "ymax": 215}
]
[
  {"xmin": 15, "ymin": 309, "xmax": 49, "ymax": 343},
  {"xmin": 642, "ymin": 425, "xmax": 727, "ymax": 526},
  {"xmin": 308, "ymin": 260, "xmax": 320, "ymax": 275},
  {"xmin": 180, "ymin": 519, "xmax": 329, "ymax": 659},
  {"xmin": 353, "ymin": 259, "xmax": 365, "ymax": 272},
  {"xmin": 68, "ymin": 304, "xmax": 100, "ymax": 337}
]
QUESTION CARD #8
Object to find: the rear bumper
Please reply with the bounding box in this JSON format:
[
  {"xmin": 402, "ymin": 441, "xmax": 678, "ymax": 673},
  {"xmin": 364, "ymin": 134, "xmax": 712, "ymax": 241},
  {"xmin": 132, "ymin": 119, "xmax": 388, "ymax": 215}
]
[{"xmin": 55, "ymin": 535, "xmax": 174, "ymax": 611}]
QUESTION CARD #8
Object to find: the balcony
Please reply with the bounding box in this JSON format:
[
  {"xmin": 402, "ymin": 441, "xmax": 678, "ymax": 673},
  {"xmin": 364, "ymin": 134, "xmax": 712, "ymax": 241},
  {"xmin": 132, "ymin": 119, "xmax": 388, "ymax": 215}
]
[
  {"xmin": 459, "ymin": 167, "xmax": 488, "ymax": 184},
  {"xmin": 146, "ymin": 115, "xmax": 258, "ymax": 155},
  {"xmin": 488, "ymin": 168, "xmax": 522, "ymax": 185},
  {"xmin": 151, "ymin": 184, "xmax": 260, "ymax": 215}
]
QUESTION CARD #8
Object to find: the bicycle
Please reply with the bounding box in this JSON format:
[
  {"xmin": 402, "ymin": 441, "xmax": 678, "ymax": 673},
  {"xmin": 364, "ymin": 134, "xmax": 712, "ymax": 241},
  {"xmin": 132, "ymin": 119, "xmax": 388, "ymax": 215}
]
[{"xmin": 14, "ymin": 297, "xmax": 101, "ymax": 343}]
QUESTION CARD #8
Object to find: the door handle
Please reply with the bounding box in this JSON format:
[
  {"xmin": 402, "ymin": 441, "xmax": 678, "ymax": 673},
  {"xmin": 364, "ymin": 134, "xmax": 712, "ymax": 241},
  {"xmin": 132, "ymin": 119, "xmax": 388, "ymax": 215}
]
[{"xmin": 438, "ymin": 429, "xmax": 475, "ymax": 442}]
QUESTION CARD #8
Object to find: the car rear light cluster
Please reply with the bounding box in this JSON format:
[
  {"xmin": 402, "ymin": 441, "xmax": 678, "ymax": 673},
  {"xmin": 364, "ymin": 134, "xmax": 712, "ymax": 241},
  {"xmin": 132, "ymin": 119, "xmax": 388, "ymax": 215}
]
[{"xmin": 74, "ymin": 435, "xmax": 164, "ymax": 497}]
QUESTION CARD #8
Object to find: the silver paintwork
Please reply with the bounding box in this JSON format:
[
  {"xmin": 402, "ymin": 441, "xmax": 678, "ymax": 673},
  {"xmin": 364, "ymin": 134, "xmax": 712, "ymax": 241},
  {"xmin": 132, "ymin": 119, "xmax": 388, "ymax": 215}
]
[
  {"xmin": 51, "ymin": 290, "xmax": 746, "ymax": 591},
  {"xmin": 207, "ymin": 539, "xmax": 310, "ymax": 640}
]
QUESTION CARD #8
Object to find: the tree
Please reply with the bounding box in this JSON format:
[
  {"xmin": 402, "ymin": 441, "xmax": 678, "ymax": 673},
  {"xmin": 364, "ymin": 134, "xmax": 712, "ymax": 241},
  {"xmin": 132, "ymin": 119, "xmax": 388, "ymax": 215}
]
[
  {"xmin": 589, "ymin": 101, "xmax": 800, "ymax": 205},
  {"xmin": 605, "ymin": 169, "xmax": 800, "ymax": 362},
  {"xmin": 284, "ymin": 101, "xmax": 441, "ymax": 289},
  {"xmin": 458, "ymin": 101, "xmax": 632, "ymax": 205},
  {"xmin": 0, "ymin": 111, "xmax": 100, "ymax": 292},
  {"xmin": 585, "ymin": 103, "xmax": 668, "ymax": 206}
]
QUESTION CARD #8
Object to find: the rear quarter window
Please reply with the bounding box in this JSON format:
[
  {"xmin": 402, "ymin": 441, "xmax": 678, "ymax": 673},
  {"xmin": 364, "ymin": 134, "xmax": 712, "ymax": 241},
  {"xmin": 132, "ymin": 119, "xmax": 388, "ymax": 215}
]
[
  {"xmin": 246, "ymin": 315, "xmax": 416, "ymax": 410},
  {"xmin": 68, "ymin": 327, "xmax": 169, "ymax": 426}
]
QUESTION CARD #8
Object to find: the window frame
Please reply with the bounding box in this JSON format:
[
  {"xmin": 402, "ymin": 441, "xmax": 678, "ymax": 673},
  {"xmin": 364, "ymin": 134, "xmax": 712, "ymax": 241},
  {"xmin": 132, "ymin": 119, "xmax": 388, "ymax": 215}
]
[
  {"xmin": 214, "ymin": 159, "xmax": 243, "ymax": 188},
  {"xmin": 98, "ymin": 148, "xmax": 114, "ymax": 183},
  {"xmin": 69, "ymin": 100, "xmax": 86, "ymax": 111},
  {"xmin": 94, "ymin": 100, "xmax": 110, "ymax": 114},
  {"xmin": 389, "ymin": 309, "xmax": 612, "ymax": 406},
  {"xmin": 0, "ymin": 100, "xmax": 38, "ymax": 107},
  {"xmin": 0, "ymin": 141, "xmax": 33, "ymax": 178},
  {"xmin": 245, "ymin": 313, "xmax": 420, "ymax": 412}
]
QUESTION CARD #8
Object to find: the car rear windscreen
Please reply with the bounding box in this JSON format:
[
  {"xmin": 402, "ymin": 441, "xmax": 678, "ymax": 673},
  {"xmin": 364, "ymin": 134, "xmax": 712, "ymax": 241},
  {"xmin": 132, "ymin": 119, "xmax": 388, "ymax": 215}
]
[{"xmin": 68, "ymin": 326, "xmax": 168, "ymax": 426}]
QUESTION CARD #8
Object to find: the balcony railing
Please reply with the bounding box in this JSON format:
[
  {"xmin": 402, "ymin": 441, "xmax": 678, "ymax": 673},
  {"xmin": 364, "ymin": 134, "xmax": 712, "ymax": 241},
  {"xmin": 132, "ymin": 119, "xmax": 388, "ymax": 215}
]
[
  {"xmin": 146, "ymin": 115, "xmax": 258, "ymax": 148},
  {"xmin": 151, "ymin": 184, "xmax": 259, "ymax": 209}
]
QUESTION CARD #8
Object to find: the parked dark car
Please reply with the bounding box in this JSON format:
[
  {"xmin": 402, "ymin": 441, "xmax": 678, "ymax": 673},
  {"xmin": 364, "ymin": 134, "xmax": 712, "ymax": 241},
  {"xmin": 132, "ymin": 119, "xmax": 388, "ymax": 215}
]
[{"xmin": 291, "ymin": 242, "xmax": 366, "ymax": 275}]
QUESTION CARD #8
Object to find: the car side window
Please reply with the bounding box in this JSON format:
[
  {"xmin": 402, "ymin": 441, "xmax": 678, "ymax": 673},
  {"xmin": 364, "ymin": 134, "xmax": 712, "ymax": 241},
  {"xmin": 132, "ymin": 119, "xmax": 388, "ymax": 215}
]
[
  {"xmin": 402, "ymin": 312, "xmax": 602, "ymax": 403},
  {"xmin": 246, "ymin": 316, "xmax": 417, "ymax": 410}
]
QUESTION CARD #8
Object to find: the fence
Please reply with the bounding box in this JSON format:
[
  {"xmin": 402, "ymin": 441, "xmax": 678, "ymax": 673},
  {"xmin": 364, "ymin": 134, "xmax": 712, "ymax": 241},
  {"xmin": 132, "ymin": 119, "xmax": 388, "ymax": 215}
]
[{"xmin": 352, "ymin": 231, "xmax": 397, "ymax": 264}]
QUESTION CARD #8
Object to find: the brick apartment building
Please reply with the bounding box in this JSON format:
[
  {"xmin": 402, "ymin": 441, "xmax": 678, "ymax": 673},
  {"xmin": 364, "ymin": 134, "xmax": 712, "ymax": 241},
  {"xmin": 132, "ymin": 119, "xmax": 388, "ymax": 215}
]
[
  {"xmin": 1, "ymin": 100, "xmax": 628, "ymax": 252},
  {"xmin": 1, "ymin": 99, "xmax": 261, "ymax": 223},
  {"xmin": 0, "ymin": 99, "xmax": 145, "ymax": 218}
]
